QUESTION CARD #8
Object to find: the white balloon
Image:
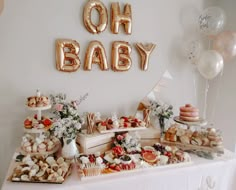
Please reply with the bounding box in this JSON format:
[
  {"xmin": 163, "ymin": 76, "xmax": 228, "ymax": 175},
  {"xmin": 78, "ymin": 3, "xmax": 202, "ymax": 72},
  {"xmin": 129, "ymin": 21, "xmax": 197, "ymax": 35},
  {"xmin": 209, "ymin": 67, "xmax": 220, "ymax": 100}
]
[
  {"xmin": 197, "ymin": 50, "xmax": 224, "ymax": 80},
  {"xmin": 199, "ymin": 7, "xmax": 226, "ymax": 36},
  {"xmin": 183, "ymin": 39, "xmax": 202, "ymax": 64}
]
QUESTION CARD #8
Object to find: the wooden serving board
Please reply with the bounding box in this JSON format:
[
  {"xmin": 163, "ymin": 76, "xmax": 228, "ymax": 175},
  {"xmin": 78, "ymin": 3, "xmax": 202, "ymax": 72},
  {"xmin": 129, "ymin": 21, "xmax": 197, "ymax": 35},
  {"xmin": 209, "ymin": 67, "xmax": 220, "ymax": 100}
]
[
  {"xmin": 97, "ymin": 126, "xmax": 147, "ymax": 134},
  {"xmin": 77, "ymin": 161, "xmax": 192, "ymax": 181},
  {"xmin": 161, "ymin": 139, "xmax": 224, "ymax": 154},
  {"xmin": 9, "ymin": 162, "xmax": 72, "ymax": 184}
]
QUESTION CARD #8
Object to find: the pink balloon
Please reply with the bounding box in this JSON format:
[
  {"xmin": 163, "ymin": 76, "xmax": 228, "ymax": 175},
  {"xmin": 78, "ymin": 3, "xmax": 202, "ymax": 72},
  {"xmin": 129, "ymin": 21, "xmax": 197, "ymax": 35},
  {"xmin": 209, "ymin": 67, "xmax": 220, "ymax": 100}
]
[{"xmin": 213, "ymin": 31, "xmax": 236, "ymax": 60}]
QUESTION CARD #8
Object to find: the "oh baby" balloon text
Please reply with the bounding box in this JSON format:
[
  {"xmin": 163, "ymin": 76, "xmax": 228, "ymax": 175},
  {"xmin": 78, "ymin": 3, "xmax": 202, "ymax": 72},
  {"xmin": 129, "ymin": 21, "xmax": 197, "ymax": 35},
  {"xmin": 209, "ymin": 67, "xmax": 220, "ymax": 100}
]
[{"xmin": 56, "ymin": 0, "xmax": 156, "ymax": 72}]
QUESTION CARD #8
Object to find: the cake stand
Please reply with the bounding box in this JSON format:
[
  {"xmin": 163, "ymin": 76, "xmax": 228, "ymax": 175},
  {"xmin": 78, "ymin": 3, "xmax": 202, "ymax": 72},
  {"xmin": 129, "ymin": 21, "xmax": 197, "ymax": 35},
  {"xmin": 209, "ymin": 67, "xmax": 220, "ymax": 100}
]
[
  {"xmin": 174, "ymin": 116, "xmax": 207, "ymax": 129},
  {"xmin": 21, "ymin": 90, "xmax": 60, "ymax": 156},
  {"xmin": 20, "ymin": 142, "xmax": 60, "ymax": 156}
]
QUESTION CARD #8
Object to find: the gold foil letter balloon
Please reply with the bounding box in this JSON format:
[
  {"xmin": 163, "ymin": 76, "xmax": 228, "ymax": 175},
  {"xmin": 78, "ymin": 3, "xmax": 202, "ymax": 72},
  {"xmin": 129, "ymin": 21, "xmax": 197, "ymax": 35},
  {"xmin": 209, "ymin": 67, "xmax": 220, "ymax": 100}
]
[
  {"xmin": 135, "ymin": 43, "xmax": 156, "ymax": 71},
  {"xmin": 111, "ymin": 2, "xmax": 132, "ymax": 34},
  {"xmin": 56, "ymin": 39, "xmax": 80, "ymax": 72},
  {"xmin": 112, "ymin": 41, "xmax": 132, "ymax": 72},
  {"xmin": 84, "ymin": 41, "xmax": 109, "ymax": 71},
  {"xmin": 83, "ymin": 0, "xmax": 108, "ymax": 34}
]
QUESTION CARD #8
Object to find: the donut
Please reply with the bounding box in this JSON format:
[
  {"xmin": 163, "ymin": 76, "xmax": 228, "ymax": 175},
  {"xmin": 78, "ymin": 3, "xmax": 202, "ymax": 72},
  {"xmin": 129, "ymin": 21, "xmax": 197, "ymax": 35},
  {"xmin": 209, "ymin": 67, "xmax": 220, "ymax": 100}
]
[
  {"xmin": 180, "ymin": 106, "xmax": 199, "ymax": 112},
  {"xmin": 180, "ymin": 111, "xmax": 199, "ymax": 117},
  {"xmin": 179, "ymin": 104, "xmax": 200, "ymax": 122},
  {"xmin": 179, "ymin": 116, "xmax": 199, "ymax": 122}
]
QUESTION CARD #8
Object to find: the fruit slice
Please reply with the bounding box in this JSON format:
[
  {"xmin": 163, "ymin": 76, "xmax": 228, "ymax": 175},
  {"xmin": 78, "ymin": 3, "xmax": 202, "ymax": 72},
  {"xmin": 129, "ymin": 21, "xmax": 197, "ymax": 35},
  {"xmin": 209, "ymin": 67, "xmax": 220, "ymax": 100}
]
[{"xmin": 142, "ymin": 152, "xmax": 157, "ymax": 163}]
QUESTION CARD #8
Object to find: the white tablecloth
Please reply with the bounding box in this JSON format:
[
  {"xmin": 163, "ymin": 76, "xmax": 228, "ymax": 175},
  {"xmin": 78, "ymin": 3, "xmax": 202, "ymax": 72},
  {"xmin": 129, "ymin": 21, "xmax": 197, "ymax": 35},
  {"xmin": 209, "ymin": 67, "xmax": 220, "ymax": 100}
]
[{"xmin": 1, "ymin": 150, "xmax": 236, "ymax": 190}]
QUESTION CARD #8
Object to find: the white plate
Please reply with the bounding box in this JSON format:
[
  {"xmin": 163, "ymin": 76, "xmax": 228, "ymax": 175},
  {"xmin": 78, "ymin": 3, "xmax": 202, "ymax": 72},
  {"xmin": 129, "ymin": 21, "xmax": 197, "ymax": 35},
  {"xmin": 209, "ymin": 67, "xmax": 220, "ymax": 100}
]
[
  {"xmin": 26, "ymin": 105, "xmax": 51, "ymax": 111},
  {"xmin": 20, "ymin": 143, "xmax": 60, "ymax": 156},
  {"xmin": 174, "ymin": 116, "xmax": 207, "ymax": 127}
]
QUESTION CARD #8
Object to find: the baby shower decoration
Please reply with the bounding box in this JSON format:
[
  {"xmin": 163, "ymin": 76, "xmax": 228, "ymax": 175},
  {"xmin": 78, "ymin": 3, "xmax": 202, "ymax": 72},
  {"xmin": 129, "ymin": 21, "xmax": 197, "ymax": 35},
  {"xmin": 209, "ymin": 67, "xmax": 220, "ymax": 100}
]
[{"xmin": 55, "ymin": 0, "xmax": 155, "ymax": 73}]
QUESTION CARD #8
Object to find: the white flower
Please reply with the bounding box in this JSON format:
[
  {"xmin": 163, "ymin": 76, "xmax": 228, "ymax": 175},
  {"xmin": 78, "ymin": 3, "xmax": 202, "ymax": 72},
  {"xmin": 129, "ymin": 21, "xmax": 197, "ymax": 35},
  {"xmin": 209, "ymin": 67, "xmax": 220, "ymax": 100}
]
[
  {"xmin": 96, "ymin": 157, "xmax": 103, "ymax": 165},
  {"xmin": 80, "ymin": 156, "xmax": 90, "ymax": 164},
  {"xmin": 75, "ymin": 123, "xmax": 81, "ymax": 130},
  {"xmin": 95, "ymin": 112, "xmax": 101, "ymax": 120},
  {"xmin": 125, "ymin": 134, "xmax": 132, "ymax": 144}
]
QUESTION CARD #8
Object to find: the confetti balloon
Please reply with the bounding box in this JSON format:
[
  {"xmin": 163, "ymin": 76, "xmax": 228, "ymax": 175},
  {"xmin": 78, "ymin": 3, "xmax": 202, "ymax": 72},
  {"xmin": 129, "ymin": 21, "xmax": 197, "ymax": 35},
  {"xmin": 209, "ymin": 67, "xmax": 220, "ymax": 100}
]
[
  {"xmin": 199, "ymin": 7, "xmax": 226, "ymax": 36},
  {"xmin": 182, "ymin": 39, "xmax": 202, "ymax": 64}
]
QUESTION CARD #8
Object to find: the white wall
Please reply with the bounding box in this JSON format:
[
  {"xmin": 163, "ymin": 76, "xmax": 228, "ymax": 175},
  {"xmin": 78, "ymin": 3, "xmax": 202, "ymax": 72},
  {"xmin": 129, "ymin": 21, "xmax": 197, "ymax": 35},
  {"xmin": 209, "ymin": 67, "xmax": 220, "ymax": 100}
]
[{"xmin": 4, "ymin": 0, "xmax": 232, "ymax": 186}]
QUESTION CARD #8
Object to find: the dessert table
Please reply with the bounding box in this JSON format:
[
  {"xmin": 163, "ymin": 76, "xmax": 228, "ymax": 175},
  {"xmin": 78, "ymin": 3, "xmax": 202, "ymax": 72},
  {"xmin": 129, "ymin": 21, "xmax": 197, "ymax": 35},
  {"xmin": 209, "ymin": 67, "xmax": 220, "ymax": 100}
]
[{"xmin": 1, "ymin": 150, "xmax": 236, "ymax": 190}]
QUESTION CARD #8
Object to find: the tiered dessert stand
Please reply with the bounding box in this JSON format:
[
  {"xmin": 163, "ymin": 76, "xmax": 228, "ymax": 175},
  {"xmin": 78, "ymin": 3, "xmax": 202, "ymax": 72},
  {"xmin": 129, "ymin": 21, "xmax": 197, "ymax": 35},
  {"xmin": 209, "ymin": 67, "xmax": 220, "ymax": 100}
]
[{"xmin": 21, "ymin": 90, "xmax": 60, "ymax": 156}]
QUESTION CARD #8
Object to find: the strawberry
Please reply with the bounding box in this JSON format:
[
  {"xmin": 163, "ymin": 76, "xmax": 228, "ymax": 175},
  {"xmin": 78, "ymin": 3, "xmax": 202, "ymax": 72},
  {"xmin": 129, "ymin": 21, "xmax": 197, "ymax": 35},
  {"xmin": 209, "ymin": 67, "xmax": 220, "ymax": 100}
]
[
  {"xmin": 131, "ymin": 122, "xmax": 137, "ymax": 127},
  {"xmin": 164, "ymin": 152, "xmax": 172, "ymax": 157},
  {"xmin": 42, "ymin": 118, "xmax": 52, "ymax": 126},
  {"xmin": 109, "ymin": 163, "xmax": 116, "ymax": 170},
  {"xmin": 124, "ymin": 123, "xmax": 128, "ymax": 128},
  {"xmin": 115, "ymin": 165, "xmax": 121, "ymax": 171},
  {"xmin": 107, "ymin": 119, "xmax": 113, "ymax": 125},
  {"xmin": 24, "ymin": 119, "xmax": 32, "ymax": 126},
  {"xmin": 89, "ymin": 155, "xmax": 95, "ymax": 163}
]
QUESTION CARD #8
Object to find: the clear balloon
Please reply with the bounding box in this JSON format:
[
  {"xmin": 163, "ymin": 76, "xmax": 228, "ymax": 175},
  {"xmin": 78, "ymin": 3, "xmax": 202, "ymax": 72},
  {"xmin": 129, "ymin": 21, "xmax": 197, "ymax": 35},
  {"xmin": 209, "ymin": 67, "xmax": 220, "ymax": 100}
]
[
  {"xmin": 197, "ymin": 50, "xmax": 224, "ymax": 80},
  {"xmin": 111, "ymin": 2, "xmax": 132, "ymax": 34},
  {"xmin": 182, "ymin": 39, "xmax": 202, "ymax": 64},
  {"xmin": 213, "ymin": 31, "xmax": 236, "ymax": 60},
  {"xmin": 199, "ymin": 6, "xmax": 226, "ymax": 36}
]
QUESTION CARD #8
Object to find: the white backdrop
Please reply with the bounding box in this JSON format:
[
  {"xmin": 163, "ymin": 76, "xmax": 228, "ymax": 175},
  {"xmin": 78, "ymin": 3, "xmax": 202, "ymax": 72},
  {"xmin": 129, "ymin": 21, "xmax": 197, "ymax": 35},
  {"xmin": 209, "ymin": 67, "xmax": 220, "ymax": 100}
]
[{"xmin": 1, "ymin": 0, "xmax": 236, "ymax": 187}]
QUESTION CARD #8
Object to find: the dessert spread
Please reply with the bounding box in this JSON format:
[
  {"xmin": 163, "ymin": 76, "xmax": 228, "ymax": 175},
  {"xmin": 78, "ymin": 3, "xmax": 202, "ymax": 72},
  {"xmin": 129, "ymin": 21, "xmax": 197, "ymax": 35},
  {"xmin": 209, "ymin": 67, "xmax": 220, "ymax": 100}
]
[
  {"xmin": 165, "ymin": 124, "xmax": 223, "ymax": 148},
  {"xmin": 96, "ymin": 116, "xmax": 146, "ymax": 132},
  {"xmin": 24, "ymin": 115, "xmax": 52, "ymax": 130},
  {"xmin": 27, "ymin": 96, "xmax": 50, "ymax": 108},
  {"xmin": 10, "ymin": 155, "xmax": 71, "ymax": 183},
  {"xmin": 21, "ymin": 134, "xmax": 59, "ymax": 154},
  {"xmin": 76, "ymin": 140, "xmax": 191, "ymax": 178}
]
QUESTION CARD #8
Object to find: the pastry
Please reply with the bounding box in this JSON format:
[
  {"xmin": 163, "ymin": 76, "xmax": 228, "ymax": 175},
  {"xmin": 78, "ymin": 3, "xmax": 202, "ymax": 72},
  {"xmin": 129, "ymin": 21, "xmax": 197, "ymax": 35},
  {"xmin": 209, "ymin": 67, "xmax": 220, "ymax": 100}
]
[
  {"xmin": 176, "ymin": 128, "xmax": 185, "ymax": 136},
  {"xmin": 191, "ymin": 137, "xmax": 202, "ymax": 146},
  {"xmin": 38, "ymin": 143, "xmax": 46, "ymax": 153},
  {"xmin": 24, "ymin": 118, "xmax": 32, "ymax": 129},
  {"xmin": 179, "ymin": 104, "xmax": 199, "ymax": 122},
  {"xmin": 32, "ymin": 143, "xmax": 38, "ymax": 153},
  {"xmin": 27, "ymin": 95, "xmax": 50, "ymax": 108},
  {"xmin": 180, "ymin": 135, "xmax": 190, "ymax": 144},
  {"xmin": 210, "ymin": 140, "xmax": 223, "ymax": 147},
  {"xmin": 175, "ymin": 150, "xmax": 185, "ymax": 162},
  {"xmin": 202, "ymin": 137, "xmax": 210, "ymax": 146}
]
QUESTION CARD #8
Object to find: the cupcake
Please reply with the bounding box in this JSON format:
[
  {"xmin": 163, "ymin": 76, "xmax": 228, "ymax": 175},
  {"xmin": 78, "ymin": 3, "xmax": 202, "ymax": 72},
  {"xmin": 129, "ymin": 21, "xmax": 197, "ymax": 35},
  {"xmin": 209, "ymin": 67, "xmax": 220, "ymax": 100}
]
[{"xmin": 38, "ymin": 143, "xmax": 46, "ymax": 153}]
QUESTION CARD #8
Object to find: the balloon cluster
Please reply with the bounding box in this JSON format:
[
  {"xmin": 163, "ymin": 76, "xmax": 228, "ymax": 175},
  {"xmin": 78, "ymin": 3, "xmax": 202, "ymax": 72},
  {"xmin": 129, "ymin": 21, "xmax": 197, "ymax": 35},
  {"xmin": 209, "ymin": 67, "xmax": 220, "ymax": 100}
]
[{"xmin": 183, "ymin": 7, "xmax": 236, "ymax": 80}]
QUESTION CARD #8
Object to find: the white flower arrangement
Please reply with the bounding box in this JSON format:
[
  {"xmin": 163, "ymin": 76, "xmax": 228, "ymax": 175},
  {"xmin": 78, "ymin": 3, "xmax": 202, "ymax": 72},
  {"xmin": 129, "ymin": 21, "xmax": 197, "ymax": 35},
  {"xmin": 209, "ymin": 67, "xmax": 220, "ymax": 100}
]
[
  {"xmin": 149, "ymin": 100, "xmax": 173, "ymax": 134},
  {"xmin": 49, "ymin": 94, "xmax": 84, "ymax": 144}
]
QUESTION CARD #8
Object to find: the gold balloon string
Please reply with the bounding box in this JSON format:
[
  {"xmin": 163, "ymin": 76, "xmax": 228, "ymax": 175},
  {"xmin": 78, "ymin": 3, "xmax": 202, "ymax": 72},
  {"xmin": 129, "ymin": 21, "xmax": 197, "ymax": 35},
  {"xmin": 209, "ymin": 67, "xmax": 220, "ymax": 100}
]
[
  {"xmin": 203, "ymin": 79, "xmax": 209, "ymax": 120},
  {"xmin": 209, "ymin": 68, "xmax": 224, "ymax": 126}
]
